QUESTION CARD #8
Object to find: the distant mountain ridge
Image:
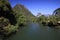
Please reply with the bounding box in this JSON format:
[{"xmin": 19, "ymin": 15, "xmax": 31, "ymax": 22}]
[
  {"xmin": 13, "ymin": 4, "xmax": 34, "ymax": 16},
  {"xmin": 13, "ymin": 4, "xmax": 36, "ymax": 21},
  {"xmin": 53, "ymin": 8, "xmax": 60, "ymax": 16}
]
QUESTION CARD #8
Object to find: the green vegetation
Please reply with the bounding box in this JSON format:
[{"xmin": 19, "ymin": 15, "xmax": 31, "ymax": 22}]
[
  {"xmin": 0, "ymin": 0, "xmax": 17, "ymax": 36},
  {"xmin": 38, "ymin": 15, "xmax": 48, "ymax": 23},
  {"xmin": 17, "ymin": 15, "xmax": 27, "ymax": 26},
  {"xmin": 0, "ymin": 0, "xmax": 37, "ymax": 36},
  {"xmin": 13, "ymin": 4, "xmax": 37, "ymax": 25},
  {"xmin": 3, "ymin": 24, "xmax": 18, "ymax": 35},
  {"xmin": 0, "ymin": 0, "xmax": 60, "ymax": 37},
  {"xmin": 38, "ymin": 8, "xmax": 60, "ymax": 28}
]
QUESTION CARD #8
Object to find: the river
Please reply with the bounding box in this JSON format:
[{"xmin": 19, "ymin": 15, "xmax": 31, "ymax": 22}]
[{"xmin": 1, "ymin": 23, "xmax": 60, "ymax": 40}]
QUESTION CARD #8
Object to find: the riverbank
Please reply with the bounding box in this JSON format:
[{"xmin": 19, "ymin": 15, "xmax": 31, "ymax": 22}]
[
  {"xmin": 1, "ymin": 23, "xmax": 60, "ymax": 40},
  {"xmin": 40, "ymin": 21, "xmax": 60, "ymax": 29}
]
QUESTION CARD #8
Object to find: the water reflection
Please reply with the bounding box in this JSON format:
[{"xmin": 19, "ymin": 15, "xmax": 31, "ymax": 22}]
[{"xmin": 0, "ymin": 23, "xmax": 60, "ymax": 40}]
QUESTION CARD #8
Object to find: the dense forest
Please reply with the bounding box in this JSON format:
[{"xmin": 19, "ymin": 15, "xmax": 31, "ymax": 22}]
[
  {"xmin": 0, "ymin": 0, "xmax": 60, "ymax": 39},
  {"xmin": 0, "ymin": 0, "xmax": 37, "ymax": 37},
  {"xmin": 38, "ymin": 8, "xmax": 60, "ymax": 28}
]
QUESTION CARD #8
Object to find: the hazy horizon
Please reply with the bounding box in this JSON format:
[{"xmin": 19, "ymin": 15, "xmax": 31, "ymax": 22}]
[{"xmin": 9, "ymin": 0, "xmax": 60, "ymax": 16}]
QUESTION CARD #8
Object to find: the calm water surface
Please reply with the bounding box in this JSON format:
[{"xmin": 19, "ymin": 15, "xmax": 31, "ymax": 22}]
[{"xmin": 2, "ymin": 23, "xmax": 60, "ymax": 40}]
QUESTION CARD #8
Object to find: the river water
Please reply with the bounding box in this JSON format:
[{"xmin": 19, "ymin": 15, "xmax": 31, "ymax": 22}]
[{"xmin": 2, "ymin": 23, "xmax": 60, "ymax": 40}]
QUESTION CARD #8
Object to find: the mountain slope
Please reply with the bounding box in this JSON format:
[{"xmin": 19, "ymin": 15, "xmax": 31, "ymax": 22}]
[
  {"xmin": 53, "ymin": 8, "xmax": 60, "ymax": 16},
  {"xmin": 13, "ymin": 4, "xmax": 36, "ymax": 22},
  {"xmin": 0, "ymin": 0, "xmax": 17, "ymax": 25}
]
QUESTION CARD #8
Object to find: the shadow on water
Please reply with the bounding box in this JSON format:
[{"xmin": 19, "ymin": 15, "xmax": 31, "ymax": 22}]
[
  {"xmin": 0, "ymin": 25, "xmax": 26, "ymax": 40},
  {"xmin": 0, "ymin": 31, "xmax": 17, "ymax": 40},
  {"xmin": 0, "ymin": 22, "xmax": 60, "ymax": 40}
]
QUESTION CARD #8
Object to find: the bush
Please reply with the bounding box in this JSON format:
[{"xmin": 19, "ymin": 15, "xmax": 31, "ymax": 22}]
[
  {"xmin": 17, "ymin": 15, "xmax": 27, "ymax": 26},
  {"xmin": 3, "ymin": 24, "xmax": 19, "ymax": 35}
]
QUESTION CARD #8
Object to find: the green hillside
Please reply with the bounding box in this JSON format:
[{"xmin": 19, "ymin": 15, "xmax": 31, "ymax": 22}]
[
  {"xmin": 0, "ymin": 0, "xmax": 37, "ymax": 36},
  {"xmin": 13, "ymin": 4, "xmax": 37, "ymax": 25}
]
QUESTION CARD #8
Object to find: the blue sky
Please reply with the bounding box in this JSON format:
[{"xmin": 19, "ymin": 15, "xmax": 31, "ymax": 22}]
[{"xmin": 9, "ymin": 0, "xmax": 60, "ymax": 16}]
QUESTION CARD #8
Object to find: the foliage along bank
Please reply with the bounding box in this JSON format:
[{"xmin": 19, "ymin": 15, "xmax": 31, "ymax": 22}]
[
  {"xmin": 38, "ymin": 8, "xmax": 60, "ymax": 29},
  {"xmin": 0, "ymin": 0, "xmax": 37, "ymax": 37}
]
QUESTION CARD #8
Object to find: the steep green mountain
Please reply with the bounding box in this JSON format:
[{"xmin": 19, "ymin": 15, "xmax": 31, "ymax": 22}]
[
  {"xmin": 13, "ymin": 4, "xmax": 37, "ymax": 24},
  {"xmin": 0, "ymin": 0, "xmax": 18, "ymax": 36},
  {"xmin": 13, "ymin": 4, "xmax": 34, "ymax": 16},
  {"xmin": 0, "ymin": 0, "xmax": 37, "ymax": 36},
  {"xmin": 0, "ymin": 0, "xmax": 17, "ymax": 25}
]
